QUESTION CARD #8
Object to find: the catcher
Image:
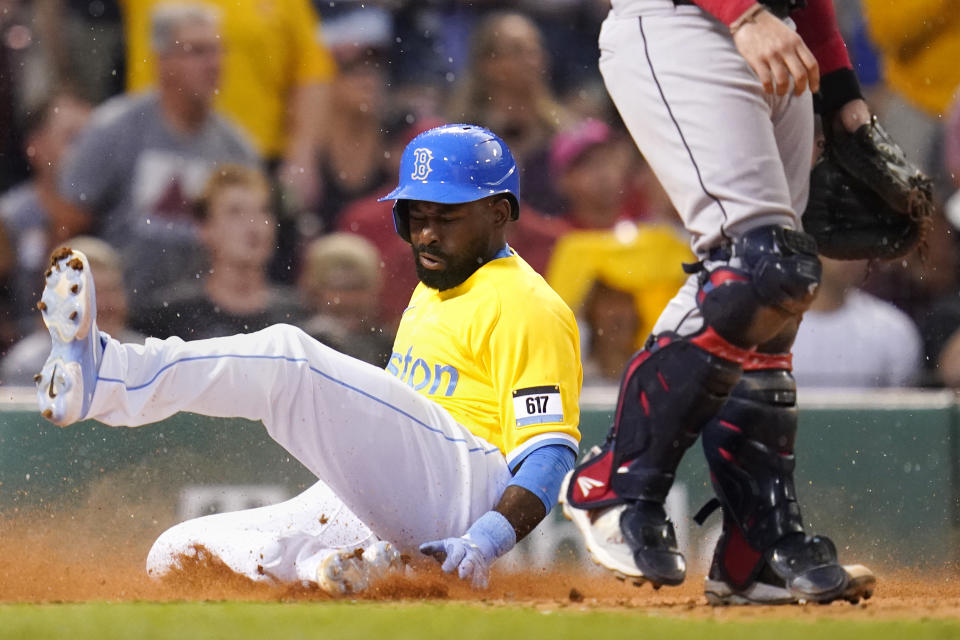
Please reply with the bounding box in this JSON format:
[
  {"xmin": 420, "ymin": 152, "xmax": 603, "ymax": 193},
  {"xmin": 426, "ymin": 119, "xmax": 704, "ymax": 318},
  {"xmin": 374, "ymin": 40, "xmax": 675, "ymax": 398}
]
[{"xmin": 562, "ymin": 0, "xmax": 932, "ymax": 607}]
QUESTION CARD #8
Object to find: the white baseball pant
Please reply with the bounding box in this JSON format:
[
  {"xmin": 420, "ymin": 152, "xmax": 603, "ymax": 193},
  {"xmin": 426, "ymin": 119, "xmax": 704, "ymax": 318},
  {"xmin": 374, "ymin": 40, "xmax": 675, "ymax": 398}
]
[{"xmin": 87, "ymin": 324, "xmax": 512, "ymax": 579}]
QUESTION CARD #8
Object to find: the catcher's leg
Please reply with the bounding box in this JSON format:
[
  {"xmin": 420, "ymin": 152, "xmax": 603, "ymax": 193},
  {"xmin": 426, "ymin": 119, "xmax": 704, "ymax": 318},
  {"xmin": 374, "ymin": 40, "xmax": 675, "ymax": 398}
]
[
  {"xmin": 699, "ymin": 353, "xmax": 876, "ymax": 605},
  {"xmin": 563, "ymin": 224, "xmax": 821, "ymax": 587}
]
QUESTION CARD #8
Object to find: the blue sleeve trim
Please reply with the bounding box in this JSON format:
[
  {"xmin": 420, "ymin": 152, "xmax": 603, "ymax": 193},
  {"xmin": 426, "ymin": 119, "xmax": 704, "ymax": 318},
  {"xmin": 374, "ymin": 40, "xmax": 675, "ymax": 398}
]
[
  {"xmin": 506, "ymin": 444, "xmax": 576, "ymax": 513},
  {"xmin": 507, "ymin": 435, "xmax": 579, "ymax": 472}
]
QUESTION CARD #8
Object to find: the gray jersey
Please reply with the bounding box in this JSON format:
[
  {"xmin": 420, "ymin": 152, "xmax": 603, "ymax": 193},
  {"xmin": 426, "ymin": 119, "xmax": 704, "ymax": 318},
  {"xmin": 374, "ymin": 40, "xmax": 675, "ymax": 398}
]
[{"xmin": 58, "ymin": 92, "xmax": 260, "ymax": 295}]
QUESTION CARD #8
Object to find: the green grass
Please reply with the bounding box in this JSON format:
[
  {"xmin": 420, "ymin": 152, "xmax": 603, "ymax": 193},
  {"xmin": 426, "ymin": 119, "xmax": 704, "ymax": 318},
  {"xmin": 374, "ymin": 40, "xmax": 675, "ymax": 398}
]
[{"xmin": 1, "ymin": 602, "xmax": 958, "ymax": 640}]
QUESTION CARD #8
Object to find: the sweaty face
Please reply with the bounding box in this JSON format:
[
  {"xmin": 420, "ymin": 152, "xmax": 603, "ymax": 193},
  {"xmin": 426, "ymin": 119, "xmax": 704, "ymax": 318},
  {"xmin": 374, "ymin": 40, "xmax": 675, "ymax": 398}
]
[{"xmin": 407, "ymin": 199, "xmax": 503, "ymax": 291}]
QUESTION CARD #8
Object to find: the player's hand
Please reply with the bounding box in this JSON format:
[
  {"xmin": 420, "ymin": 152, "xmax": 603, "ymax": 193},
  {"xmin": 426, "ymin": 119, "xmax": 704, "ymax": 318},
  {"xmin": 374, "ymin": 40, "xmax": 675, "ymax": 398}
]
[
  {"xmin": 732, "ymin": 8, "xmax": 820, "ymax": 97},
  {"xmin": 835, "ymin": 98, "xmax": 872, "ymax": 134},
  {"xmin": 419, "ymin": 536, "xmax": 494, "ymax": 588}
]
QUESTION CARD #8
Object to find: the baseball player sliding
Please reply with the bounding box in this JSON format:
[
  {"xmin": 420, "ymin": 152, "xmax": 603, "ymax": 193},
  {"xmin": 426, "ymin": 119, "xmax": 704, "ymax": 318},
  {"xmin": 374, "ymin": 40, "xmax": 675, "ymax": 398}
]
[
  {"xmin": 35, "ymin": 125, "xmax": 582, "ymax": 593},
  {"xmin": 562, "ymin": 0, "xmax": 878, "ymax": 605}
]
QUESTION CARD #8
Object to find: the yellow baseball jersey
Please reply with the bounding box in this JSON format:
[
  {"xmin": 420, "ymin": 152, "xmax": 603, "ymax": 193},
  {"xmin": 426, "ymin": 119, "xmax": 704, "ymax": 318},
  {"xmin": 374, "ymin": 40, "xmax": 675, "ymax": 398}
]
[
  {"xmin": 123, "ymin": 0, "xmax": 337, "ymax": 157},
  {"xmin": 387, "ymin": 249, "xmax": 582, "ymax": 470}
]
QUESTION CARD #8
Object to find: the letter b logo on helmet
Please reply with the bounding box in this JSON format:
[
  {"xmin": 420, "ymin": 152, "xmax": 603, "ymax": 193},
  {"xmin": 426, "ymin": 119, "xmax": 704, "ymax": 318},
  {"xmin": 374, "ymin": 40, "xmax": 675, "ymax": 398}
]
[
  {"xmin": 411, "ymin": 148, "xmax": 434, "ymax": 180},
  {"xmin": 380, "ymin": 124, "xmax": 521, "ymax": 242}
]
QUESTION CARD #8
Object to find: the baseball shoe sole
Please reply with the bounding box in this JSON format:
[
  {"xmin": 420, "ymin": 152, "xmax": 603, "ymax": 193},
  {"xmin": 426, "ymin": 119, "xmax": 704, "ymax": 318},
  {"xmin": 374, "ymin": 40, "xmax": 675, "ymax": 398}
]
[
  {"xmin": 705, "ymin": 564, "xmax": 876, "ymax": 606},
  {"xmin": 316, "ymin": 541, "xmax": 404, "ymax": 595},
  {"xmin": 35, "ymin": 247, "xmax": 102, "ymax": 427},
  {"xmin": 559, "ymin": 470, "xmax": 652, "ymax": 587}
]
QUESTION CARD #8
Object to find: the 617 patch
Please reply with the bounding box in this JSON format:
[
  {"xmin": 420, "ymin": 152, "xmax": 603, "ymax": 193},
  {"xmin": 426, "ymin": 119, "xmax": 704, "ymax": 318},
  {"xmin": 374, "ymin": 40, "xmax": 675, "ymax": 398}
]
[{"xmin": 512, "ymin": 385, "xmax": 563, "ymax": 428}]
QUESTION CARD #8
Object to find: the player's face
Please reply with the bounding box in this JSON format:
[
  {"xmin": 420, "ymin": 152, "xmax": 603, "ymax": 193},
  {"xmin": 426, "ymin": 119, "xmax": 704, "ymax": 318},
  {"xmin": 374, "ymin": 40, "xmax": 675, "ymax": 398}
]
[{"xmin": 407, "ymin": 198, "xmax": 506, "ymax": 291}]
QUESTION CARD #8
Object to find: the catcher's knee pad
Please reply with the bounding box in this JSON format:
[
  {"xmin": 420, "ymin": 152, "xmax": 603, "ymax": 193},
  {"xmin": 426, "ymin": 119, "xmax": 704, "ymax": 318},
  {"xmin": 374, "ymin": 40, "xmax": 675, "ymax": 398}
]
[
  {"xmin": 696, "ymin": 225, "xmax": 821, "ymax": 348},
  {"xmin": 566, "ymin": 334, "xmax": 742, "ymax": 509}
]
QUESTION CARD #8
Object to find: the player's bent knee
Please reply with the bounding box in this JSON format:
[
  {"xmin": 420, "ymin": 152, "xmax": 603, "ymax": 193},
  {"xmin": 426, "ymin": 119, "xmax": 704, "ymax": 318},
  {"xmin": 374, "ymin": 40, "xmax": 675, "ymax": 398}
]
[
  {"xmin": 697, "ymin": 225, "xmax": 821, "ymax": 348},
  {"xmin": 146, "ymin": 524, "xmax": 196, "ymax": 578}
]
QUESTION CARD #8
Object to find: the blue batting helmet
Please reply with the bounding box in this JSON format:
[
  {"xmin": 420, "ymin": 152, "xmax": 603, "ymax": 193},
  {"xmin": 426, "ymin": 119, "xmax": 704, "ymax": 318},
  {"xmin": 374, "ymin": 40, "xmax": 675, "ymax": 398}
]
[{"xmin": 379, "ymin": 124, "xmax": 520, "ymax": 242}]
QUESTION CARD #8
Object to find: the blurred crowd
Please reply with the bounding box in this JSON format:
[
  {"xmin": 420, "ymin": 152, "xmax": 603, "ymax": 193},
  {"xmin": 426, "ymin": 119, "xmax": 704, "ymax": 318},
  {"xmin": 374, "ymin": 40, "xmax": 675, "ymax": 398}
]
[{"xmin": 2, "ymin": 0, "xmax": 960, "ymax": 391}]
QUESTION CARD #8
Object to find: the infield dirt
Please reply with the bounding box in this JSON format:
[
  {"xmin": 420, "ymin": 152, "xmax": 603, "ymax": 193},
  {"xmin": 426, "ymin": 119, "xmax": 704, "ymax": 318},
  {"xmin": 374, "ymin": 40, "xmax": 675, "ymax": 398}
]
[{"xmin": 2, "ymin": 508, "xmax": 960, "ymax": 621}]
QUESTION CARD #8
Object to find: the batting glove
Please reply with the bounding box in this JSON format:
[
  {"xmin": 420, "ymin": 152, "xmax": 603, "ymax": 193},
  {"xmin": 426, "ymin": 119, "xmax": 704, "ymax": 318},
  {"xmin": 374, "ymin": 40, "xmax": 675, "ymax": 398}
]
[{"xmin": 419, "ymin": 510, "xmax": 516, "ymax": 589}]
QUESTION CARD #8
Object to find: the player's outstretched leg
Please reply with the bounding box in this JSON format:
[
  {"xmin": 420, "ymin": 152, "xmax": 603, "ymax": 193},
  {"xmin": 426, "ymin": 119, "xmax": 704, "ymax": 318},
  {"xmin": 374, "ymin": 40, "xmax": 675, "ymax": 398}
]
[
  {"xmin": 699, "ymin": 366, "xmax": 876, "ymax": 605},
  {"xmin": 562, "ymin": 225, "xmax": 822, "ymax": 588},
  {"xmin": 36, "ymin": 247, "xmax": 104, "ymax": 426}
]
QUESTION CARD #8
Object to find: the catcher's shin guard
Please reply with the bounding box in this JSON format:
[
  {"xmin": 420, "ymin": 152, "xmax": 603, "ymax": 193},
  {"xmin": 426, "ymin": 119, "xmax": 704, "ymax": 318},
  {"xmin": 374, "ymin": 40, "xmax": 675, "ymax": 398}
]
[
  {"xmin": 565, "ymin": 334, "xmax": 742, "ymax": 585},
  {"xmin": 699, "ymin": 366, "xmax": 867, "ymax": 604}
]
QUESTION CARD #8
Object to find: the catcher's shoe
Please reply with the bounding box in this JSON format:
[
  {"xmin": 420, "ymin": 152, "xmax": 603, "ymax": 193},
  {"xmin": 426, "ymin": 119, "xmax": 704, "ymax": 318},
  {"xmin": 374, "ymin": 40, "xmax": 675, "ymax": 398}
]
[
  {"xmin": 704, "ymin": 530, "xmax": 876, "ymax": 606},
  {"xmin": 560, "ymin": 469, "xmax": 685, "ymax": 587},
  {"xmin": 316, "ymin": 541, "xmax": 404, "ymax": 595},
  {"xmin": 36, "ymin": 247, "xmax": 104, "ymax": 426}
]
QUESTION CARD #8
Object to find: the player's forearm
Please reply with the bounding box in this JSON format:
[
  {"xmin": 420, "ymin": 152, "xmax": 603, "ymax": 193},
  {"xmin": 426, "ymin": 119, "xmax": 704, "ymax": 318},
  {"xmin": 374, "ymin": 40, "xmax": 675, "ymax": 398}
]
[
  {"xmin": 492, "ymin": 485, "xmax": 547, "ymax": 542},
  {"xmin": 791, "ymin": 0, "xmax": 850, "ymax": 76},
  {"xmin": 497, "ymin": 444, "xmax": 576, "ymax": 541},
  {"xmin": 790, "ymin": 0, "xmax": 862, "ymax": 115}
]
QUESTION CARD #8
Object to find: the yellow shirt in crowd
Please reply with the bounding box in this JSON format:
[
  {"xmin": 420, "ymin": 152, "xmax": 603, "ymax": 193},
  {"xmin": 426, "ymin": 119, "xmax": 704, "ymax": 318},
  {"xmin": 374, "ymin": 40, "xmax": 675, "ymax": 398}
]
[
  {"xmin": 123, "ymin": 0, "xmax": 337, "ymax": 157},
  {"xmin": 388, "ymin": 249, "xmax": 582, "ymax": 469},
  {"xmin": 861, "ymin": 0, "xmax": 960, "ymax": 116},
  {"xmin": 546, "ymin": 224, "xmax": 693, "ymax": 347}
]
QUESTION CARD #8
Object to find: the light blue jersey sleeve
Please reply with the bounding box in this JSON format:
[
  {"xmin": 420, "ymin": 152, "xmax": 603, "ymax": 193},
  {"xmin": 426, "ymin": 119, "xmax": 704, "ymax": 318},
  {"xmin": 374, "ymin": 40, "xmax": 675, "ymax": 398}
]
[{"xmin": 507, "ymin": 444, "xmax": 576, "ymax": 512}]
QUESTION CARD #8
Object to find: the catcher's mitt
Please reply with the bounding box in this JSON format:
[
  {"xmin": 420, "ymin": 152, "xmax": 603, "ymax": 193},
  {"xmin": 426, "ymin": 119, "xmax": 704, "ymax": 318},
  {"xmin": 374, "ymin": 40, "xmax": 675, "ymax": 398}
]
[{"xmin": 802, "ymin": 115, "xmax": 934, "ymax": 261}]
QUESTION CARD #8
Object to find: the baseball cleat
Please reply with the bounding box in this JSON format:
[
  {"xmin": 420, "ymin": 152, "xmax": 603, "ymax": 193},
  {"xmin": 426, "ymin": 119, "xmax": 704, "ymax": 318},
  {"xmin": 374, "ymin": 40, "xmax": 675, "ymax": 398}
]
[
  {"xmin": 560, "ymin": 470, "xmax": 682, "ymax": 587},
  {"xmin": 36, "ymin": 247, "xmax": 103, "ymax": 427},
  {"xmin": 705, "ymin": 563, "xmax": 876, "ymax": 606},
  {"xmin": 316, "ymin": 541, "xmax": 404, "ymax": 595}
]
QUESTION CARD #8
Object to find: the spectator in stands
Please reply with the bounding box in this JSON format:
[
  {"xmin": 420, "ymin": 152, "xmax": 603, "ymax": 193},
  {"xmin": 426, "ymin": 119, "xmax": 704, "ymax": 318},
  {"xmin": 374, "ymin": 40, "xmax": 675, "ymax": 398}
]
[
  {"xmin": 550, "ymin": 118, "xmax": 636, "ymax": 229},
  {"xmin": 861, "ymin": 0, "xmax": 960, "ymax": 176},
  {"xmin": 446, "ymin": 11, "xmax": 570, "ymax": 213},
  {"xmin": 1, "ymin": 236, "xmax": 144, "ymax": 385},
  {"xmin": 0, "ymin": 222, "xmax": 15, "ymax": 354},
  {"xmin": 1, "ymin": 93, "xmax": 91, "ymax": 337},
  {"xmin": 1, "ymin": 0, "xmax": 34, "ymax": 192},
  {"xmin": 298, "ymin": 233, "xmax": 393, "ymax": 367},
  {"xmin": 792, "ymin": 257, "xmax": 922, "ymax": 388},
  {"xmin": 58, "ymin": 4, "xmax": 259, "ymax": 298},
  {"xmin": 546, "ymin": 225, "xmax": 691, "ymax": 351},
  {"xmin": 131, "ymin": 165, "xmax": 304, "ymax": 340},
  {"xmin": 33, "ymin": 0, "xmax": 125, "ymax": 104},
  {"xmin": 920, "ymin": 297, "xmax": 960, "ymax": 387},
  {"xmin": 580, "ymin": 279, "xmax": 640, "ymax": 387},
  {"xmin": 308, "ymin": 39, "xmax": 391, "ymax": 234},
  {"xmin": 123, "ymin": 0, "xmax": 335, "ymax": 215}
]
